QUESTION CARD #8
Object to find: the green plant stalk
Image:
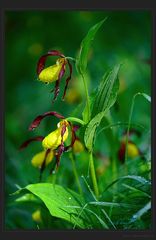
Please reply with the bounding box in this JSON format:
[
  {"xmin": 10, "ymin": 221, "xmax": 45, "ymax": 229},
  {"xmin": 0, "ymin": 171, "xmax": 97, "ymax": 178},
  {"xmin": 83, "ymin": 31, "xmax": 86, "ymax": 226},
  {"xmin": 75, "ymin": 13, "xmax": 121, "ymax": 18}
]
[
  {"xmin": 125, "ymin": 93, "xmax": 140, "ymax": 164},
  {"xmin": 69, "ymin": 152, "xmax": 83, "ymax": 196},
  {"xmin": 80, "ymin": 70, "xmax": 98, "ymax": 197},
  {"xmin": 89, "ymin": 152, "xmax": 99, "ymax": 198},
  {"xmin": 66, "ymin": 117, "xmax": 86, "ymax": 126},
  {"xmin": 81, "ymin": 72, "xmax": 91, "ymax": 123}
]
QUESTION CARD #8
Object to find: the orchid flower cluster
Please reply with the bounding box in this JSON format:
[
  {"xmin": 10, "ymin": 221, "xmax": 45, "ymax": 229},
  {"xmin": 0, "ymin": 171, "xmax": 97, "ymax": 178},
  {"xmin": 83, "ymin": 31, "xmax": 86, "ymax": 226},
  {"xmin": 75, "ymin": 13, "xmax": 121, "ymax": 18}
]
[{"xmin": 20, "ymin": 50, "xmax": 83, "ymax": 180}]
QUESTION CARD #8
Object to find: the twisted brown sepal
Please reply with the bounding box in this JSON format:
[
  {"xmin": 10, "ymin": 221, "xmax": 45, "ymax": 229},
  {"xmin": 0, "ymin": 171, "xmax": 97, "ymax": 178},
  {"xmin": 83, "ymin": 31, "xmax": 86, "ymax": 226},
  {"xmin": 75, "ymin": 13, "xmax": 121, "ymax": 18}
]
[
  {"xmin": 37, "ymin": 50, "xmax": 65, "ymax": 75},
  {"xmin": 19, "ymin": 136, "xmax": 44, "ymax": 150},
  {"xmin": 117, "ymin": 140, "xmax": 141, "ymax": 164},
  {"xmin": 29, "ymin": 111, "xmax": 65, "ymax": 131},
  {"xmin": 52, "ymin": 61, "xmax": 66, "ymax": 103},
  {"xmin": 62, "ymin": 60, "xmax": 72, "ymax": 100},
  {"xmin": 55, "ymin": 123, "xmax": 67, "ymax": 168}
]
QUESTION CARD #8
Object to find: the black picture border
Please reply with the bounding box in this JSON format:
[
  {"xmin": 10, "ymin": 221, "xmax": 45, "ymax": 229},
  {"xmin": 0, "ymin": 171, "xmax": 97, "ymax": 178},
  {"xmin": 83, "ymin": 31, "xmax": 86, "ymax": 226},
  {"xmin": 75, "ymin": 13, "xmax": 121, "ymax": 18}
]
[{"xmin": 1, "ymin": 1, "xmax": 156, "ymax": 240}]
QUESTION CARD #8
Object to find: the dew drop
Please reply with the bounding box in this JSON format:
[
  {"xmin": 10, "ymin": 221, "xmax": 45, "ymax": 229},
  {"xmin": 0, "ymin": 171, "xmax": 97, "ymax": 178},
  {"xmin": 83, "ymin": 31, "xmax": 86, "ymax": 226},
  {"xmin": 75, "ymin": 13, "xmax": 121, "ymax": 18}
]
[
  {"xmin": 132, "ymin": 215, "xmax": 137, "ymax": 220},
  {"xmin": 69, "ymin": 197, "xmax": 72, "ymax": 200}
]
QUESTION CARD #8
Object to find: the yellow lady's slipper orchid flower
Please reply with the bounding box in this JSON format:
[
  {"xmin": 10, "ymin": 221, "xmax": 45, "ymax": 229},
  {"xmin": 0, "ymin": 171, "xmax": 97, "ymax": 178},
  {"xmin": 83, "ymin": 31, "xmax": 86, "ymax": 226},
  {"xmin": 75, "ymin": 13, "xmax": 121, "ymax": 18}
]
[
  {"xmin": 20, "ymin": 111, "xmax": 77, "ymax": 177},
  {"xmin": 38, "ymin": 58, "xmax": 66, "ymax": 84},
  {"xmin": 32, "ymin": 209, "xmax": 42, "ymax": 223},
  {"xmin": 31, "ymin": 149, "xmax": 54, "ymax": 168},
  {"xmin": 42, "ymin": 120, "xmax": 69, "ymax": 150},
  {"xmin": 37, "ymin": 50, "xmax": 73, "ymax": 102},
  {"xmin": 127, "ymin": 142, "xmax": 140, "ymax": 158}
]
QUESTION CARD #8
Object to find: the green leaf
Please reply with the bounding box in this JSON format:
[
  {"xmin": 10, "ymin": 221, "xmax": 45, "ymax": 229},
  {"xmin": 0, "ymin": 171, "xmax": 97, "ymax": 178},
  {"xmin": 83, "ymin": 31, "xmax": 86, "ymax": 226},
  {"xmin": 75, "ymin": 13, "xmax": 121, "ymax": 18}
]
[
  {"xmin": 91, "ymin": 64, "xmax": 121, "ymax": 117},
  {"xmin": 76, "ymin": 18, "xmax": 107, "ymax": 74},
  {"xmin": 104, "ymin": 175, "xmax": 151, "ymax": 192},
  {"xmin": 130, "ymin": 201, "xmax": 151, "ymax": 223},
  {"xmin": 84, "ymin": 111, "xmax": 105, "ymax": 151},
  {"xmin": 15, "ymin": 183, "xmax": 87, "ymax": 228}
]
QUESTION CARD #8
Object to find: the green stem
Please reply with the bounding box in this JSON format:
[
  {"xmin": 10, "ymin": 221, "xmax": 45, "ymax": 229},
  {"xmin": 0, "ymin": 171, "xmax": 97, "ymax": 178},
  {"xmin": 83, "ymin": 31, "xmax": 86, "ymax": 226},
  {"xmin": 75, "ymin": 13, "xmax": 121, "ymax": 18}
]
[
  {"xmin": 69, "ymin": 152, "xmax": 83, "ymax": 196},
  {"xmin": 65, "ymin": 117, "xmax": 86, "ymax": 126},
  {"xmin": 65, "ymin": 57, "xmax": 76, "ymax": 62},
  {"xmin": 89, "ymin": 151, "xmax": 99, "ymax": 198},
  {"xmin": 81, "ymin": 72, "xmax": 91, "ymax": 123}
]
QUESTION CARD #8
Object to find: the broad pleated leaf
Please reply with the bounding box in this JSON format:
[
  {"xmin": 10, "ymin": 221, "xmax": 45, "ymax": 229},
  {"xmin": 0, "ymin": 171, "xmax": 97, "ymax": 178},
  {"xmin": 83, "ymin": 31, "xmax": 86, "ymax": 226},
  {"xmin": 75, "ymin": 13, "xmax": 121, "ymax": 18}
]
[{"xmin": 91, "ymin": 64, "xmax": 121, "ymax": 117}]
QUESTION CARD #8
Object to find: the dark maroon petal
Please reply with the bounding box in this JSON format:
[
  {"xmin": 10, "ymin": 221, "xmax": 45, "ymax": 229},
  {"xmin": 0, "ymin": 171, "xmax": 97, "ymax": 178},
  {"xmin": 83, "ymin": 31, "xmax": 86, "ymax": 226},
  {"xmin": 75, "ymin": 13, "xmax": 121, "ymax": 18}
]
[
  {"xmin": 52, "ymin": 80, "xmax": 60, "ymax": 104},
  {"xmin": 118, "ymin": 142, "xmax": 126, "ymax": 164},
  {"xmin": 73, "ymin": 125, "xmax": 80, "ymax": 132},
  {"xmin": 47, "ymin": 50, "xmax": 65, "ymax": 58},
  {"xmin": 39, "ymin": 149, "xmax": 51, "ymax": 181},
  {"xmin": 55, "ymin": 153, "xmax": 61, "ymax": 169},
  {"xmin": 54, "ymin": 122, "xmax": 68, "ymax": 168},
  {"xmin": 62, "ymin": 60, "xmax": 72, "ymax": 100},
  {"xmin": 55, "ymin": 144, "xmax": 65, "ymax": 169},
  {"xmin": 51, "ymin": 61, "xmax": 66, "ymax": 104},
  {"xmin": 37, "ymin": 55, "xmax": 48, "ymax": 75},
  {"xmin": 29, "ymin": 111, "xmax": 65, "ymax": 131},
  {"xmin": 19, "ymin": 136, "xmax": 44, "ymax": 150},
  {"xmin": 37, "ymin": 50, "xmax": 65, "ymax": 75}
]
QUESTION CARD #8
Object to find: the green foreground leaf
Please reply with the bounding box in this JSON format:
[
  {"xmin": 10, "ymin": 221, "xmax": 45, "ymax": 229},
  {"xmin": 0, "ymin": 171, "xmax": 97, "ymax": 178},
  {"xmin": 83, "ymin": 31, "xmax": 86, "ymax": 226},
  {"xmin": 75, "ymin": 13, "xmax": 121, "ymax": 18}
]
[{"xmin": 15, "ymin": 183, "xmax": 87, "ymax": 228}]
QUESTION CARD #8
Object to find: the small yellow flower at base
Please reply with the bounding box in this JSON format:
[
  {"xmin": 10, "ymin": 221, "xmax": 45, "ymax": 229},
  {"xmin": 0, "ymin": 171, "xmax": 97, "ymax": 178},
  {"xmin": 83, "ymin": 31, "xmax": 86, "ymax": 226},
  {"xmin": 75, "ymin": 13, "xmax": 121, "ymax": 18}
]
[
  {"xmin": 42, "ymin": 120, "xmax": 69, "ymax": 150},
  {"xmin": 38, "ymin": 58, "xmax": 66, "ymax": 83},
  {"xmin": 73, "ymin": 139, "xmax": 84, "ymax": 154},
  {"xmin": 127, "ymin": 142, "xmax": 140, "ymax": 158},
  {"xmin": 32, "ymin": 209, "xmax": 42, "ymax": 223},
  {"xmin": 31, "ymin": 150, "xmax": 54, "ymax": 168}
]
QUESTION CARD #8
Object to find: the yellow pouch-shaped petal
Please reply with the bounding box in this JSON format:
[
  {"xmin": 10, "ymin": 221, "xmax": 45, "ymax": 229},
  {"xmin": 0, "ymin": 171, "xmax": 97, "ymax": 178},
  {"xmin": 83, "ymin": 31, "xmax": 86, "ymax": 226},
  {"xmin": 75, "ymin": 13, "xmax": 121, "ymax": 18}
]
[
  {"xmin": 32, "ymin": 209, "xmax": 42, "ymax": 223},
  {"xmin": 31, "ymin": 150, "xmax": 54, "ymax": 168},
  {"xmin": 127, "ymin": 142, "xmax": 139, "ymax": 158},
  {"xmin": 38, "ymin": 58, "xmax": 65, "ymax": 83},
  {"xmin": 42, "ymin": 121, "xmax": 69, "ymax": 150}
]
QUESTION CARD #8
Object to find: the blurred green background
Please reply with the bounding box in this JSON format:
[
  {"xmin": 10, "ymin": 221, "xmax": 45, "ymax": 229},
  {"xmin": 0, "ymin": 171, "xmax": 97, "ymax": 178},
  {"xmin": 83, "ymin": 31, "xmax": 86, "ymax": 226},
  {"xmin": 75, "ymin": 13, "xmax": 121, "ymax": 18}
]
[{"xmin": 5, "ymin": 10, "xmax": 151, "ymax": 229}]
